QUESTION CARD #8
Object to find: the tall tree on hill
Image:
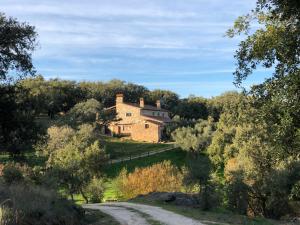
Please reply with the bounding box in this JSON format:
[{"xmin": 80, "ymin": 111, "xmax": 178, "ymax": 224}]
[
  {"xmin": 221, "ymin": 0, "xmax": 300, "ymax": 218},
  {"xmin": 0, "ymin": 13, "xmax": 37, "ymax": 81},
  {"xmin": 0, "ymin": 13, "xmax": 38, "ymax": 153}
]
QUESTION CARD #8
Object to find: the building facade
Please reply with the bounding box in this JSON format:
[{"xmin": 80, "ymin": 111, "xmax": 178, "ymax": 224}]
[{"xmin": 107, "ymin": 94, "xmax": 171, "ymax": 142}]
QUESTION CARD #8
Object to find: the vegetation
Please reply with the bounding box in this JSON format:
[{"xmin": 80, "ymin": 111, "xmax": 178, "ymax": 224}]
[
  {"xmin": 0, "ymin": 0, "xmax": 299, "ymax": 223},
  {"xmin": 0, "ymin": 182, "xmax": 84, "ymax": 225},
  {"xmin": 104, "ymin": 136, "xmax": 170, "ymax": 159},
  {"xmin": 116, "ymin": 161, "xmax": 184, "ymax": 199},
  {"xmin": 43, "ymin": 124, "xmax": 108, "ymax": 203},
  {"xmin": 132, "ymin": 198, "xmax": 281, "ymax": 225}
]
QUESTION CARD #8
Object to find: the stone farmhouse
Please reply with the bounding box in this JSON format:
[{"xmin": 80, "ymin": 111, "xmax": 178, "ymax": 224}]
[{"xmin": 107, "ymin": 94, "xmax": 171, "ymax": 142}]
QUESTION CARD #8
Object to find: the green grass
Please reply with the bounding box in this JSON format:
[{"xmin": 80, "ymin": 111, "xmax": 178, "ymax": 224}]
[
  {"xmin": 102, "ymin": 148, "xmax": 187, "ymax": 201},
  {"xmin": 103, "ymin": 136, "xmax": 171, "ymax": 159},
  {"xmin": 83, "ymin": 209, "xmax": 120, "ymax": 225},
  {"xmin": 0, "ymin": 151, "xmax": 46, "ymax": 167},
  {"xmin": 103, "ymin": 148, "xmax": 186, "ymax": 178},
  {"xmin": 131, "ymin": 199, "xmax": 281, "ymax": 225}
]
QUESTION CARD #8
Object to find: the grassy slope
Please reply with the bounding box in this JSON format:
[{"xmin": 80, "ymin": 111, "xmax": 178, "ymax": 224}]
[
  {"xmin": 103, "ymin": 148, "xmax": 186, "ymax": 178},
  {"xmin": 131, "ymin": 199, "xmax": 281, "ymax": 225},
  {"xmin": 103, "ymin": 136, "xmax": 170, "ymax": 159},
  {"xmin": 103, "ymin": 148, "xmax": 187, "ymax": 201}
]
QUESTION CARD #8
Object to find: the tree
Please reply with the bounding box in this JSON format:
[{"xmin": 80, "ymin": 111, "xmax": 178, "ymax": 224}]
[
  {"xmin": 174, "ymin": 96, "xmax": 208, "ymax": 120},
  {"xmin": 44, "ymin": 124, "xmax": 108, "ymax": 202},
  {"xmin": 63, "ymin": 98, "xmax": 102, "ymax": 126},
  {"xmin": 0, "ymin": 84, "xmax": 39, "ymax": 154},
  {"xmin": 0, "ymin": 13, "xmax": 39, "ymax": 154},
  {"xmin": 0, "ymin": 13, "xmax": 37, "ymax": 81},
  {"xmin": 145, "ymin": 89, "xmax": 179, "ymax": 112},
  {"xmin": 227, "ymin": 0, "xmax": 300, "ymax": 160},
  {"xmin": 172, "ymin": 118, "xmax": 216, "ymax": 153},
  {"xmin": 220, "ymin": 1, "xmax": 300, "ymax": 218}
]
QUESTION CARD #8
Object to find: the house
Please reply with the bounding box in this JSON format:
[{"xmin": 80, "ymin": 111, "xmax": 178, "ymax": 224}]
[{"xmin": 107, "ymin": 94, "xmax": 172, "ymax": 142}]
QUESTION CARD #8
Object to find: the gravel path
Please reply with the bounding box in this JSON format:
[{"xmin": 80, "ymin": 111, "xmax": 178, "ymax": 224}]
[
  {"xmin": 83, "ymin": 202, "xmax": 204, "ymax": 225},
  {"xmin": 84, "ymin": 204, "xmax": 149, "ymax": 225}
]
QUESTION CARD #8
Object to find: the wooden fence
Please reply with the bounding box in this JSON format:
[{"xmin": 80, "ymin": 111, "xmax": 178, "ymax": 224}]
[{"xmin": 107, "ymin": 145, "xmax": 177, "ymax": 165}]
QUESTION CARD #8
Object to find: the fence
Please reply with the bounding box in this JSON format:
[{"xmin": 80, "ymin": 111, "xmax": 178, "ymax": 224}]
[{"xmin": 107, "ymin": 145, "xmax": 177, "ymax": 165}]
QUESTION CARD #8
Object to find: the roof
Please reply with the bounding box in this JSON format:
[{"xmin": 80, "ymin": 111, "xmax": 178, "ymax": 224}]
[
  {"xmin": 141, "ymin": 115, "xmax": 172, "ymax": 123},
  {"xmin": 124, "ymin": 103, "xmax": 169, "ymax": 112}
]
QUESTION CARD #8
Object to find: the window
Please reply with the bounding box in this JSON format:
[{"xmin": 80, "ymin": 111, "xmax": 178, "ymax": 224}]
[
  {"xmin": 126, "ymin": 112, "xmax": 132, "ymax": 117},
  {"xmin": 145, "ymin": 124, "xmax": 150, "ymax": 129},
  {"xmin": 152, "ymin": 112, "xmax": 155, "ymax": 116}
]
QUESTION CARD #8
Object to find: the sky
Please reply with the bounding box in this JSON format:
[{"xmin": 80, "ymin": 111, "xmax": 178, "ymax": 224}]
[{"xmin": 1, "ymin": 0, "xmax": 270, "ymax": 97}]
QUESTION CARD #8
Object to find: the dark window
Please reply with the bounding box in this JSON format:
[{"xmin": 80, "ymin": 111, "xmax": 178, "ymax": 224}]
[
  {"xmin": 145, "ymin": 124, "xmax": 150, "ymax": 129},
  {"xmin": 126, "ymin": 112, "xmax": 132, "ymax": 117}
]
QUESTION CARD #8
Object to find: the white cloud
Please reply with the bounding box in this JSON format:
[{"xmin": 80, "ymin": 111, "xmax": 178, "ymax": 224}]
[{"xmin": 0, "ymin": 0, "xmax": 263, "ymax": 97}]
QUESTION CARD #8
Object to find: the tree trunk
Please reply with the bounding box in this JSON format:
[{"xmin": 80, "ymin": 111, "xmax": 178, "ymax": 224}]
[{"xmin": 80, "ymin": 189, "xmax": 89, "ymax": 204}]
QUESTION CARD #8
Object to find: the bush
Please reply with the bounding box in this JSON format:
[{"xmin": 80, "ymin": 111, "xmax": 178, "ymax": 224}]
[
  {"xmin": 84, "ymin": 178, "xmax": 105, "ymax": 203},
  {"xmin": 0, "ymin": 183, "xmax": 84, "ymax": 225},
  {"xmin": 226, "ymin": 174, "xmax": 249, "ymax": 214},
  {"xmin": 0, "ymin": 206, "xmax": 15, "ymax": 225},
  {"xmin": 2, "ymin": 163, "xmax": 24, "ymax": 184},
  {"xmin": 198, "ymin": 183, "xmax": 220, "ymax": 210},
  {"xmin": 116, "ymin": 161, "xmax": 184, "ymax": 199},
  {"xmin": 290, "ymin": 181, "xmax": 300, "ymax": 201}
]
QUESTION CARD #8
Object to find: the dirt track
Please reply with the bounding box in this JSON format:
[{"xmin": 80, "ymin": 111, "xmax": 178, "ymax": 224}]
[{"xmin": 83, "ymin": 202, "xmax": 204, "ymax": 225}]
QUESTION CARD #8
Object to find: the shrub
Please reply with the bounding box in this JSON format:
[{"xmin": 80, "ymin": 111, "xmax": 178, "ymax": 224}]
[
  {"xmin": 116, "ymin": 161, "xmax": 184, "ymax": 199},
  {"xmin": 289, "ymin": 181, "xmax": 300, "ymax": 201},
  {"xmin": 0, "ymin": 206, "xmax": 15, "ymax": 225},
  {"xmin": 84, "ymin": 178, "xmax": 105, "ymax": 203},
  {"xmin": 226, "ymin": 173, "xmax": 249, "ymax": 214},
  {"xmin": 0, "ymin": 183, "xmax": 84, "ymax": 225},
  {"xmin": 198, "ymin": 183, "xmax": 220, "ymax": 210},
  {"xmin": 2, "ymin": 163, "xmax": 24, "ymax": 184}
]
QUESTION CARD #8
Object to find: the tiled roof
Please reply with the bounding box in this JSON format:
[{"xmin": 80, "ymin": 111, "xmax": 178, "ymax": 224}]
[
  {"xmin": 141, "ymin": 115, "xmax": 172, "ymax": 123},
  {"xmin": 124, "ymin": 103, "xmax": 169, "ymax": 112}
]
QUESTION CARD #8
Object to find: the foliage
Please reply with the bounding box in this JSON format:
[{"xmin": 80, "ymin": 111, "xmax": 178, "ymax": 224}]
[
  {"xmin": 227, "ymin": 3, "xmax": 300, "ymax": 217},
  {"xmin": 207, "ymin": 94, "xmax": 245, "ymax": 170},
  {"xmin": 84, "ymin": 178, "xmax": 105, "ymax": 203},
  {"xmin": 2, "ymin": 163, "xmax": 24, "ymax": 185},
  {"xmin": 116, "ymin": 161, "xmax": 184, "ymax": 199},
  {"xmin": 44, "ymin": 124, "xmax": 108, "ymax": 202},
  {"xmin": 0, "ymin": 182, "xmax": 84, "ymax": 225},
  {"xmin": 0, "ymin": 13, "xmax": 37, "ymax": 81},
  {"xmin": 172, "ymin": 118, "xmax": 216, "ymax": 153},
  {"xmin": 173, "ymin": 95, "xmax": 208, "ymax": 120},
  {"xmin": 63, "ymin": 98, "xmax": 102, "ymax": 126},
  {"xmin": 225, "ymin": 171, "xmax": 249, "ymax": 215},
  {"xmin": 290, "ymin": 181, "xmax": 300, "ymax": 201},
  {"xmin": 0, "ymin": 84, "xmax": 40, "ymax": 154},
  {"xmin": 21, "ymin": 76, "xmax": 84, "ymax": 117},
  {"xmin": 145, "ymin": 89, "xmax": 179, "ymax": 112}
]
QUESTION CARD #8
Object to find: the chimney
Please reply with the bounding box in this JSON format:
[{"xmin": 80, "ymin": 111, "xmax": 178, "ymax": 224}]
[
  {"xmin": 140, "ymin": 98, "xmax": 144, "ymax": 108},
  {"xmin": 116, "ymin": 93, "xmax": 124, "ymax": 104},
  {"xmin": 156, "ymin": 100, "xmax": 161, "ymax": 109}
]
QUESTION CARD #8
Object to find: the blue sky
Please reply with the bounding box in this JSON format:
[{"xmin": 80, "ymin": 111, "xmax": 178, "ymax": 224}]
[{"xmin": 2, "ymin": 0, "xmax": 270, "ymax": 97}]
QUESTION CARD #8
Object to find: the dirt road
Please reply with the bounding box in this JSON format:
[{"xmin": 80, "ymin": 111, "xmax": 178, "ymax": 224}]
[{"xmin": 83, "ymin": 202, "xmax": 204, "ymax": 225}]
